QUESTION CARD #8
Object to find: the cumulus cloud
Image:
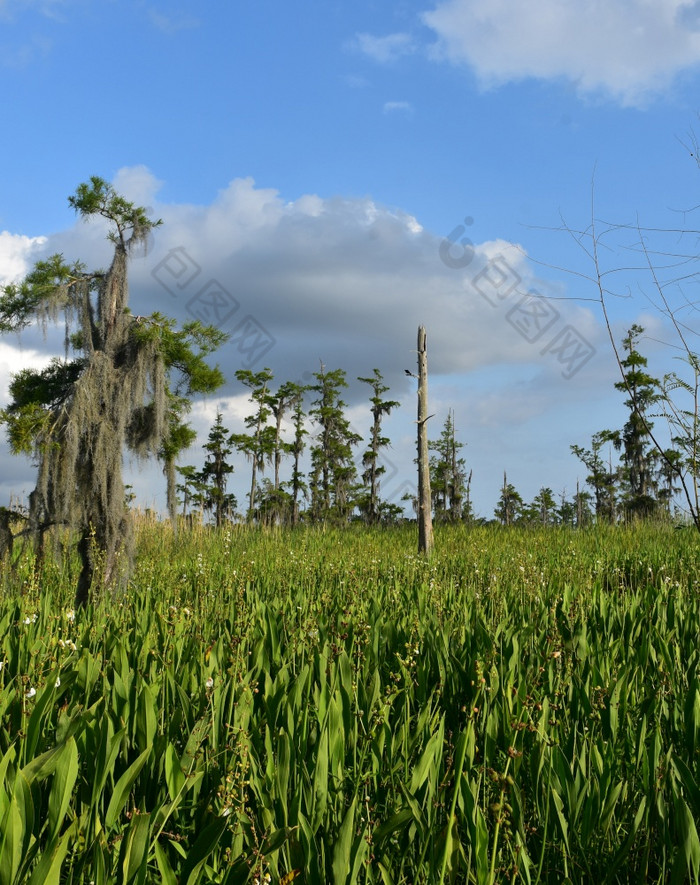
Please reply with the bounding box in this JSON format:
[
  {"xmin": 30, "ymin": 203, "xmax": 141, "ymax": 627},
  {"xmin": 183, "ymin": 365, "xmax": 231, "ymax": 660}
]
[
  {"xmin": 422, "ymin": 0, "xmax": 700, "ymax": 105},
  {"xmin": 3, "ymin": 169, "xmax": 602, "ymax": 399},
  {"xmin": 112, "ymin": 165, "xmax": 164, "ymax": 206},
  {"xmin": 0, "ymin": 231, "xmax": 47, "ymax": 284}
]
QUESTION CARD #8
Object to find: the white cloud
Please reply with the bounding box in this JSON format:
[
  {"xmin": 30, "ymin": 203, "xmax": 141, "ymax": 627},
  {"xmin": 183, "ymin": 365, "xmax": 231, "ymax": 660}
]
[
  {"xmin": 8, "ymin": 170, "xmax": 601, "ymax": 388},
  {"xmin": 112, "ymin": 165, "xmax": 164, "ymax": 206},
  {"xmin": 352, "ymin": 32, "xmax": 416, "ymax": 63},
  {"xmin": 0, "ymin": 231, "xmax": 47, "ymax": 284},
  {"xmin": 422, "ymin": 0, "xmax": 700, "ymax": 105},
  {"xmin": 0, "ymin": 341, "xmax": 52, "ymax": 407}
]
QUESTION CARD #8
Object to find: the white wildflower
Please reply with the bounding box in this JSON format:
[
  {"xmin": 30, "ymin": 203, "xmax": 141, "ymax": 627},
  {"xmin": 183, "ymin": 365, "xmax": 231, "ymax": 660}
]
[
  {"xmin": 25, "ymin": 686, "xmax": 36, "ymax": 699},
  {"xmin": 55, "ymin": 677, "xmax": 61, "ymax": 688},
  {"xmin": 205, "ymin": 676, "xmax": 214, "ymax": 690},
  {"xmin": 65, "ymin": 610, "xmax": 75, "ymax": 622}
]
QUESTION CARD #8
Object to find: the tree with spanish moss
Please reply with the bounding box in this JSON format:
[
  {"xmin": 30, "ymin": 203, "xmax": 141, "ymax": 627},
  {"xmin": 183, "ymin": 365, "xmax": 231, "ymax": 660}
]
[{"xmin": 0, "ymin": 177, "xmax": 227, "ymax": 606}]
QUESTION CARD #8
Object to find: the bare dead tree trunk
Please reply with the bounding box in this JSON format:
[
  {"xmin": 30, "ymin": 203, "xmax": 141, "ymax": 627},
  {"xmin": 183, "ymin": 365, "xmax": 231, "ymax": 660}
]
[{"xmin": 417, "ymin": 326, "xmax": 434, "ymax": 556}]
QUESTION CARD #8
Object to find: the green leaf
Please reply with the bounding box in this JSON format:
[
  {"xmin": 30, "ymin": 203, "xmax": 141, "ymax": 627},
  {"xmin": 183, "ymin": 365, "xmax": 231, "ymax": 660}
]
[
  {"xmin": 164, "ymin": 742, "xmax": 185, "ymax": 803},
  {"xmin": 154, "ymin": 840, "xmax": 178, "ymax": 885},
  {"xmin": 24, "ymin": 677, "xmax": 60, "ymax": 762},
  {"xmin": 48, "ymin": 737, "xmax": 78, "ymax": 841},
  {"xmin": 0, "ymin": 774, "xmax": 32, "ymax": 885},
  {"xmin": 311, "ymin": 728, "xmax": 329, "ymax": 833},
  {"xmin": 675, "ymin": 795, "xmax": 700, "ymax": 880},
  {"xmin": 0, "ymin": 792, "xmax": 22, "ymax": 885},
  {"xmin": 409, "ymin": 727, "xmax": 441, "ymax": 793},
  {"xmin": 180, "ymin": 717, "xmax": 209, "ymax": 773},
  {"xmin": 180, "ymin": 815, "xmax": 229, "ymax": 885},
  {"xmin": 105, "ymin": 747, "xmax": 152, "ymax": 830},
  {"xmin": 27, "ymin": 821, "xmax": 77, "ymax": 885},
  {"xmin": 135, "ymin": 684, "xmax": 157, "ymax": 753},
  {"xmin": 118, "ymin": 812, "xmax": 152, "ymax": 885},
  {"xmin": 374, "ymin": 808, "xmax": 413, "ymax": 843},
  {"xmin": 332, "ymin": 797, "xmax": 356, "ymax": 885}
]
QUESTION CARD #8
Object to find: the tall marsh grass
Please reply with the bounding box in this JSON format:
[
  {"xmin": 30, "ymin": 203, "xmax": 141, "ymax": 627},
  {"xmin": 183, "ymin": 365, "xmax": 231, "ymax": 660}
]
[{"xmin": 0, "ymin": 522, "xmax": 698, "ymax": 883}]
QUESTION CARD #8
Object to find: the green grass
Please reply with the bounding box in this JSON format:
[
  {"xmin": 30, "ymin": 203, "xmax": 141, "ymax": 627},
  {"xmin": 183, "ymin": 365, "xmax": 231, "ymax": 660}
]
[{"xmin": 0, "ymin": 522, "xmax": 698, "ymax": 883}]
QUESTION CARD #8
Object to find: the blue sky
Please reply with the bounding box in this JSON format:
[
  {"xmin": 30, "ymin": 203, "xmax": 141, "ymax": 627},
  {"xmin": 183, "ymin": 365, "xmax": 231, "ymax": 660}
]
[{"xmin": 2, "ymin": 0, "xmax": 700, "ymax": 519}]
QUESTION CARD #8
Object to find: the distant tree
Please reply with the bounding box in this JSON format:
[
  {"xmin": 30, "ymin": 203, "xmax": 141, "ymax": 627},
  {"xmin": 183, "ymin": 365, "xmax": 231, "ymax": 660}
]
[
  {"xmin": 0, "ymin": 177, "xmax": 226, "ymax": 605},
  {"xmin": 309, "ymin": 364, "xmax": 361, "ymax": 523},
  {"xmin": 558, "ymin": 483, "xmax": 593, "ymax": 527},
  {"xmin": 573, "ymin": 486, "xmax": 594, "ymax": 527},
  {"xmin": 286, "ymin": 385, "xmax": 309, "ymax": 526},
  {"xmin": 357, "ymin": 368, "xmax": 400, "ymax": 524},
  {"xmin": 176, "ymin": 464, "xmax": 205, "ymax": 519},
  {"xmin": 462, "ymin": 468, "xmax": 475, "ymax": 524},
  {"xmin": 264, "ymin": 380, "xmax": 302, "ymax": 525},
  {"xmin": 571, "ymin": 430, "xmax": 619, "ymax": 523},
  {"xmin": 230, "ymin": 368, "xmax": 276, "ymax": 521},
  {"xmin": 198, "ymin": 411, "xmax": 237, "ymax": 526},
  {"xmin": 269, "ymin": 382, "xmax": 296, "ymax": 489},
  {"xmin": 429, "ymin": 410, "xmax": 467, "ymax": 522},
  {"xmin": 560, "ymin": 183, "xmax": 700, "ymax": 529},
  {"xmin": 530, "ymin": 487, "xmax": 557, "ymax": 526},
  {"xmin": 611, "ymin": 325, "xmax": 662, "ymax": 519},
  {"xmin": 657, "ymin": 447, "xmax": 683, "ymax": 517},
  {"xmin": 159, "ymin": 407, "xmax": 197, "ymax": 532},
  {"xmin": 495, "ymin": 472, "xmax": 523, "ymax": 526}
]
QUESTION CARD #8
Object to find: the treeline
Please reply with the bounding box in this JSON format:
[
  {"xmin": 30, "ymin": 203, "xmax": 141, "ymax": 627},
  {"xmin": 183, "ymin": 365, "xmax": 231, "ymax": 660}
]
[
  {"xmin": 176, "ymin": 365, "xmax": 403, "ymax": 527},
  {"xmin": 178, "ymin": 324, "xmax": 684, "ymax": 528}
]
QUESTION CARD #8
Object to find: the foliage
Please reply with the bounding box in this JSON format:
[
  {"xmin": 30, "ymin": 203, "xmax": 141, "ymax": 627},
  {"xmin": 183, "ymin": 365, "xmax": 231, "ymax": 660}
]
[
  {"xmin": 494, "ymin": 473, "xmax": 523, "ymax": 526},
  {"xmin": 610, "ymin": 325, "xmax": 663, "ymax": 519},
  {"xmin": 571, "ymin": 432, "xmax": 619, "ymax": 524},
  {"xmin": 197, "ymin": 411, "xmax": 237, "ymax": 526},
  {"xmin": 231, "ymin": 369, "xmax": 277, "ymax": 521},
  {"xmin": 357, "ymin": 369, "xmax": 400, "ymax": 525},
  {"xmin": 308, "ymin": 365, "xmax": 361, "ymax": 524},
  {"xmin": 429, "ymin": 410, "xmax": 468, "ymax": 523}
]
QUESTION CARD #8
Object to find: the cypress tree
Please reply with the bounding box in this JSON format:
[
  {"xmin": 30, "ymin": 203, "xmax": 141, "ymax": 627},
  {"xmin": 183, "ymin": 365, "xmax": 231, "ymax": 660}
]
[{"xmin": 0, "ymin": 177, "xmax": 226, "ymax": 605}]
